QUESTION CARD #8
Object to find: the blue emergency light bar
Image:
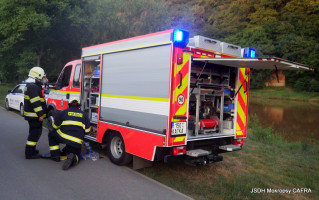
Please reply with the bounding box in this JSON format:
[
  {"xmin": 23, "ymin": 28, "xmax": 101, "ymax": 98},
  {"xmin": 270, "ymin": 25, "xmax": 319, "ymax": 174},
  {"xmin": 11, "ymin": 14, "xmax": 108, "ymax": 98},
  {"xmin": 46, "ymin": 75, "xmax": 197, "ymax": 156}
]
[
  {"xmin": 243, "ymin": 47, "xmax": 256, "ymax": 58},
  {"xmin": 173, "ymin": 29, "xmax": 189, "ymax": 48}
]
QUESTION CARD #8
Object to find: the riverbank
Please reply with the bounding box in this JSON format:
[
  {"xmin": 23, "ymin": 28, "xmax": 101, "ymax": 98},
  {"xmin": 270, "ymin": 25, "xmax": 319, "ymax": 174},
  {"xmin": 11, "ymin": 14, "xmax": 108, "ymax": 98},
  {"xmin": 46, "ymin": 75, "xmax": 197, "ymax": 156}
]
[{"xmin": 250, "ymin": 87, "xmax": 319, "ymax": 102}]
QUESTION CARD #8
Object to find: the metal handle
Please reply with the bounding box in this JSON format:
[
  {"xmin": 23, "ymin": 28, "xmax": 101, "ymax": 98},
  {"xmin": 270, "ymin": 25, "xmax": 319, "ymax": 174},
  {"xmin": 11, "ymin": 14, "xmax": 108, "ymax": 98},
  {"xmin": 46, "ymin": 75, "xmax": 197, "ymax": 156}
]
[{"xmin": 178, "ymin": 71, "xmax": 182, "ymax": 89}]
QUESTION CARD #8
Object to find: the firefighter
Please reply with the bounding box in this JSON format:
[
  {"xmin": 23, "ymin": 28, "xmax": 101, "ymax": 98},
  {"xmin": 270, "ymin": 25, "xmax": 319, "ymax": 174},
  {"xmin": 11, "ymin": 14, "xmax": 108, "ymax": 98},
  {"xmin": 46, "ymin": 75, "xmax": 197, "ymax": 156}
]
[
  {"xmin": 24, "ymin": 66, "xmax": 47, "ymax": 159},
  {"xmin": 46, "ymin": 98, "xmax": 90, "ymax": 170}
]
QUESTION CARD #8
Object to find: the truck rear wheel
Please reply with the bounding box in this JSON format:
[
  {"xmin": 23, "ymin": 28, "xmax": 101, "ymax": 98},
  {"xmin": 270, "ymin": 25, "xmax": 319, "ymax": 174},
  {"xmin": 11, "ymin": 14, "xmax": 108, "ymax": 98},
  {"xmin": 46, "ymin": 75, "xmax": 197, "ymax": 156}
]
[{"xmin": 107, "ymin": 132, "xmax": 132, "ymax": 166}]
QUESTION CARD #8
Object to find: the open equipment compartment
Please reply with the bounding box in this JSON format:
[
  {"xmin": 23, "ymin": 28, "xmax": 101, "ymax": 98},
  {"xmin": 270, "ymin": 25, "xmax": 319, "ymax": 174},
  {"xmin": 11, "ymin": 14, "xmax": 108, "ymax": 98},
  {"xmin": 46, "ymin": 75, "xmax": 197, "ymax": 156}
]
[
  {"xmin": 187, "ymin": 59, "xmax": 237, "ymax": 139},
  {"xmin": 81, "ymin": 55, "xmax": 101, "ymax": 139}
]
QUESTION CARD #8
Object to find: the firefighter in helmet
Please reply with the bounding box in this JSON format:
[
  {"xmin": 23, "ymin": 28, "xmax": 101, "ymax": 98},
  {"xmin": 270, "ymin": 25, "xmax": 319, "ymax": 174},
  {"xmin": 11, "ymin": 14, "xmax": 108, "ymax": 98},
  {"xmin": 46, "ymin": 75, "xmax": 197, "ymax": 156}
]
[
  {"xmin": 24, "ymin": 66, "xmax": 47, "ymax": 159},
  {"xmin": 45, "ymin": 97, "xmax": 90, "ymax": 170}
]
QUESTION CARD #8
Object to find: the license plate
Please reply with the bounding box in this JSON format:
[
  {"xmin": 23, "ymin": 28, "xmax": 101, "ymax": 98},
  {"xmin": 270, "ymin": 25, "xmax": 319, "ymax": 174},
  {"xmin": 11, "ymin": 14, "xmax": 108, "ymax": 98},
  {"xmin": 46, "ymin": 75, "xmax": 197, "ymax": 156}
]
[{"xmin": 171, "ymin": 122, "xmax": 186, "ymax": 135}]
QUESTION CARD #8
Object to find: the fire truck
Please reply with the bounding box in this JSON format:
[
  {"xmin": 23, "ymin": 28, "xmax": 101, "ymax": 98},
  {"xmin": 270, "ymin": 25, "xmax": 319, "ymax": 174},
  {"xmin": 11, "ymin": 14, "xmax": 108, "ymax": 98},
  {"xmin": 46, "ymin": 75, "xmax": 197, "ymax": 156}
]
[{"xmin": 46, "ymin": 29, "xmax": 310, "ymax": 169}]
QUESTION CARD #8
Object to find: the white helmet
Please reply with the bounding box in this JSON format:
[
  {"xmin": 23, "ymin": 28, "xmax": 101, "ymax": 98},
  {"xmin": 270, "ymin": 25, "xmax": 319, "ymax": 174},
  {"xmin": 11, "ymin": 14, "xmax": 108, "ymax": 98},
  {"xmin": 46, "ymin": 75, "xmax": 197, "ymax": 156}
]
[
  {"xmin": 68, "ymin": 97, "xmax": 80, "ymax": 105},
  {"xmin": 29, "ymin": 66, "xmax": 46, "ymax": 80}
]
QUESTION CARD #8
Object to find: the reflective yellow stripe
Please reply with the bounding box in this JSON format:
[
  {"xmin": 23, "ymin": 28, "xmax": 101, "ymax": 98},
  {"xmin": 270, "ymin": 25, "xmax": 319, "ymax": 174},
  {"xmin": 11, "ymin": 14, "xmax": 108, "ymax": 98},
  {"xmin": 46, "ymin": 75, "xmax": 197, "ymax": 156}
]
[
  {"xmin": 24, "ymin": 95, "xmax": 30, "ymax": 100},
  {"xmin": 85, "ymin": 127, "xmax": 91, "ymax": 133},
  {"xmin": 30, "ymin": 96, "xmax": 41, "ymax": 103},
  {"xmin": 40, "ymin": 98, "xmax": 45, "ymax": 102},
  {"xmin": 101, "ymin": 94, "xmax": 168, "ymax": 102},
  {"xmin": 26, "ymin": 140, "xmax": 36, "ymax": 146},
  {"xmin": 57, "ymin": 129, "xmax": 83, "ymax": 144},
  {"xmin": 43, "ymin": 114, "xmax": 47, "ymax": 118},
  {"xmin": 24, "ymin": 111, "xmax": 38, "ymax": 117},
  {"xmin": 49, "ymin": 145, "xmax": 60, "ymax": 151},
  {"xmin": 52, "ymin": 121, "xmax": 59, "ymax": 129},
  {"xmin": 34, "ymin": 106, "xmax": 43, "ymax": 112},
  {"xmin": 61, "ymin": 121, "xmax": 86, "ymax": 129},
  {"xmin": 50, "ymin": 90, "xmax": 81, "ymax": 94}
]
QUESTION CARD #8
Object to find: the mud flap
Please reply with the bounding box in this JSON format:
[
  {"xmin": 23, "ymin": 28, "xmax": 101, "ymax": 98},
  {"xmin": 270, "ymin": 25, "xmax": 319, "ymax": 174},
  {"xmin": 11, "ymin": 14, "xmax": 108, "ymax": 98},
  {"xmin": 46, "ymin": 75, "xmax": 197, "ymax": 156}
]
[{"xmin": 133, "ymin": 156, "xmax": 153, "ymax": 170}]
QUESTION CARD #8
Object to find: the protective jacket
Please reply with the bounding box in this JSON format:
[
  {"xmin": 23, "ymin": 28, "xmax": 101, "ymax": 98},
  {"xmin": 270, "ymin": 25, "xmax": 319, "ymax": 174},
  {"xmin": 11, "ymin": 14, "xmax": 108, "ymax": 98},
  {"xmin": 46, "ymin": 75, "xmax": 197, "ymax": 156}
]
[
  {"xmin": 24, "ymin": 82, "xmax": 47, "ymax": 120},
  {"xmin": 52, "ymin": 106, "xmax": 90, "ymax": 148}
]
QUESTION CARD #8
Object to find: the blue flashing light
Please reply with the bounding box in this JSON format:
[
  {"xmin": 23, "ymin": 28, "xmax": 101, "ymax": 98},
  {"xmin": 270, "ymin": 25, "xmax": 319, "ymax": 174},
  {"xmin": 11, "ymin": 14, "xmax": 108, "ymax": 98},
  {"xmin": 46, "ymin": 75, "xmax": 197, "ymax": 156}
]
[
  {"xmin": 174, "ymin": 30, "xmax": 183, "ymax": 42},
  {"xmin": 250, "ymin": 49, "xmax": 256, "ymax": 58},
  {"xmin": 244, "ymin": 47, "xmax": 256, "ymax": 58},
  {"xmin": 172, "ymin": 29, "xmax": 189, "ymax": 48}
]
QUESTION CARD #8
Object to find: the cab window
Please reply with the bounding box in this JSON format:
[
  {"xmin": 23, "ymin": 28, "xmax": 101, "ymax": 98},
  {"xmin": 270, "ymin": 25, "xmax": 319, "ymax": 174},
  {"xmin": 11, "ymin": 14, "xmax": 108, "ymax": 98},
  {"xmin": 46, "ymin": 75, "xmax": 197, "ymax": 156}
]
[
  {"xmin": 73, "ymin": 64, "xmax": 81, "ymax": 88},
  {"xmin": 56, "ymin": 65, "xmax": 72, "ymax": 90}
]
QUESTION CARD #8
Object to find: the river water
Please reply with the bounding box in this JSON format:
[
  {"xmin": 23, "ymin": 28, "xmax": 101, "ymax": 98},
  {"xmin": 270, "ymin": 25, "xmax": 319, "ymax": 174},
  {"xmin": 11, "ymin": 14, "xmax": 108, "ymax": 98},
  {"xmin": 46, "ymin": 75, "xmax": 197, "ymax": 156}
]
[{"xmin": 248, "ymin": 98, "xmax": 319, "ymax": 142}]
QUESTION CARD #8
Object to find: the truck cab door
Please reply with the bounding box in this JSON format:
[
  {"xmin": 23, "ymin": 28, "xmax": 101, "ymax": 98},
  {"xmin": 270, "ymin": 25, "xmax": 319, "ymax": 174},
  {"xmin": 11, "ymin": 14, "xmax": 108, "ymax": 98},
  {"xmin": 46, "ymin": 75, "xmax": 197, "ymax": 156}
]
[{"xmin": 54, "ymin": 64, "xmax": 73, "ymax": 110}]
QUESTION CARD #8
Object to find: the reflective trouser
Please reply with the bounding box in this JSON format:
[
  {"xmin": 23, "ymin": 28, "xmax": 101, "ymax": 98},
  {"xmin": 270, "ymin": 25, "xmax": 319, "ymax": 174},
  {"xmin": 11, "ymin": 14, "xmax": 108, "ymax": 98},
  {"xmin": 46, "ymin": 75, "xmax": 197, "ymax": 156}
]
[
  {"xmin": 25, "ymin": 119, "xmax": 42, "ymax": 156},
  {"xmin": 48, "ymin": 130, "xmax": 81, "ymax": 158}
]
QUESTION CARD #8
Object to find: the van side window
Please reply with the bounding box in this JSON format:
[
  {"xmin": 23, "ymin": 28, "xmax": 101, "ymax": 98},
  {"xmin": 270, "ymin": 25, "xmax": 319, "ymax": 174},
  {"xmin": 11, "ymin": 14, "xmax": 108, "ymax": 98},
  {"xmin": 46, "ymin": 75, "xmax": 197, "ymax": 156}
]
[
  {"xmin": 73, "ymin": 64, "xmax": 81, "ymax": 88},
  {"xmin": 56, "ymin": 65, "xmax": 72, "ymax": 89}
]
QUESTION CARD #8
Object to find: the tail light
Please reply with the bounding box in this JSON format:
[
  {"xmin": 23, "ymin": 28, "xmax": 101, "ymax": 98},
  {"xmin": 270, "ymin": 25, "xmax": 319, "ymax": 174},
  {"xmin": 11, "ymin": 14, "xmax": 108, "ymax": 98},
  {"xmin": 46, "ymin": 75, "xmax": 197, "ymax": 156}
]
[
  {"xmin": 234, "ymin": 139, "xmax": 244, "ymax": 146},
  {"xmin": 172, "ymin": 146, "xmax": 186, "ymax": 156}
]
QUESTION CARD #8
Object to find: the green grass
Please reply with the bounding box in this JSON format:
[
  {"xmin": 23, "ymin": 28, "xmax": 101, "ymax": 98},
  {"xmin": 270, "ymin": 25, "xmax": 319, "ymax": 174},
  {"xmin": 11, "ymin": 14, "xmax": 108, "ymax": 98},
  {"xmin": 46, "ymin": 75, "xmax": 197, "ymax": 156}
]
[{"xmin": 250, "ymin": 87, "xmax": 319, "ymax": 102}]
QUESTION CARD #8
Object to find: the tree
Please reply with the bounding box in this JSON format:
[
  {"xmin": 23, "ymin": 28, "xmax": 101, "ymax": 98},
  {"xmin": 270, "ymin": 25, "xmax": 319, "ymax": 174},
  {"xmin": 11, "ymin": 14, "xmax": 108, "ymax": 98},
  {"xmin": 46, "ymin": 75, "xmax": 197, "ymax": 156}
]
[{"xmin": 0, "ymin": 0, "xmax": 90, "ymax": 82}]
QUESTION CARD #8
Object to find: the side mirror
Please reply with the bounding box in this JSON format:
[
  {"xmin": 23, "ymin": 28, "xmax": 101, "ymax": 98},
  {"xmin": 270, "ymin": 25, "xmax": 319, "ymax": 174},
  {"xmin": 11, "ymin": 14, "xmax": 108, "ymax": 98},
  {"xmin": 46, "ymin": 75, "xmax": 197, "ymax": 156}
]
[{"xmin": 7, "ymin": 90, "xmax": 11, "ymax": 93}]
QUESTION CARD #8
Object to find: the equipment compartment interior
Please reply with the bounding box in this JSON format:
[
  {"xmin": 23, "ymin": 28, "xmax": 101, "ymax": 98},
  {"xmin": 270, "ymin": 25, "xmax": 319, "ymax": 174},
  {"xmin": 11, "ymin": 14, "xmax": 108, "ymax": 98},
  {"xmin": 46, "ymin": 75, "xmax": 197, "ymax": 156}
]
[
  {"xmin": 188, "ymin": 60, "xmax": 237, "ymax": 139},
  {"xmin": 81, "ymin": 58, "xmax": 100, "ymax": 139}
]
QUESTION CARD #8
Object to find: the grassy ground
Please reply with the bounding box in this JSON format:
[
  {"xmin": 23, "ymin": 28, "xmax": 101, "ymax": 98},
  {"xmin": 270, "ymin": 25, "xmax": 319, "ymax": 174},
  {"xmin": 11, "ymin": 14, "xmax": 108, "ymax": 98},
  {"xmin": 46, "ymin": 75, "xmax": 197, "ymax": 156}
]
[
  {"xmin": 138, "ymin": 118, "xmax": 319, "ymax": 200},
  {"xmin": 250, "ymin": 87, "xmax": 319, "ymax": 102}
]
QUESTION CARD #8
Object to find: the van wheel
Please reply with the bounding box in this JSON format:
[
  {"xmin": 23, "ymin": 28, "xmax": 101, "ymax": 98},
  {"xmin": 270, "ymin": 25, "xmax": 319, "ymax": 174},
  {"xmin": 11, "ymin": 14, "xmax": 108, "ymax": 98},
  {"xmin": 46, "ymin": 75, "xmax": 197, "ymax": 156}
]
[
  {"xmin": 107, "ymin": 132, "xmax": 132, "ymax": 165},
  {"xmin": 20, "ymin": 104, "xmax": 24, "ymax": 116},
  {"xmin": 48, "ymin": 109, "xmax": 57, "ymax": 118},
  {"xmin": 5, "ymin": 99, "xmax": 11, "ymax": 111}
]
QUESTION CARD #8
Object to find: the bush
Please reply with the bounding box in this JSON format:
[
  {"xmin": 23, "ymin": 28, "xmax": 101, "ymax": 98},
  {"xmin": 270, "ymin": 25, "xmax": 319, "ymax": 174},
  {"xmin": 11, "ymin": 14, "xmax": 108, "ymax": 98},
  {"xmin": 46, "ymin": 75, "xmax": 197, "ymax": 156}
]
[
  {"xmin": 309, "ymin": 79, "xmax": 319, "ymax": 92},
  {"xmin": 294, "ymin": 77, "xmax": 310, "ymax": 91}
]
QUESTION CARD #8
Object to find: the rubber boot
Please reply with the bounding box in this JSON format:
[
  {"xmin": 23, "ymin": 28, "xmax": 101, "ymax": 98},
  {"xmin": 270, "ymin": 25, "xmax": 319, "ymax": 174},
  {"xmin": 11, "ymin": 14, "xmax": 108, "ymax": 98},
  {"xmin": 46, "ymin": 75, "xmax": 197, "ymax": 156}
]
[{"xmin": 62, "ymin": 153, "xmax": 79, "ymax": 170}]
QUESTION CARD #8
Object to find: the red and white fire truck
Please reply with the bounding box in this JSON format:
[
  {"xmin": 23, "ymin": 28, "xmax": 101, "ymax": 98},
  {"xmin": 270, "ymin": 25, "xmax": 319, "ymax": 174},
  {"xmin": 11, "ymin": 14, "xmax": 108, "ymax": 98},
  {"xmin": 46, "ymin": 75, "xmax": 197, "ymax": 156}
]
[{"xmin": 46, "ymin": 29, "xmax": 310, "ymax": 169}]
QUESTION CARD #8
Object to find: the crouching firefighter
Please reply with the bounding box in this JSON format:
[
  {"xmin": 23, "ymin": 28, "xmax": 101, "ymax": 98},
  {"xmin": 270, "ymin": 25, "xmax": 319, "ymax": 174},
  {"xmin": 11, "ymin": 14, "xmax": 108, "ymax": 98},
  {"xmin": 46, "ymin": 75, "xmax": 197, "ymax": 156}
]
[
  {"xmin": 24, "ymin": 66, "xmax": 47, "ymax": 159},
  {"xmin": 45, "ymin": 98, "xmax": 90, "ymax": 170}
]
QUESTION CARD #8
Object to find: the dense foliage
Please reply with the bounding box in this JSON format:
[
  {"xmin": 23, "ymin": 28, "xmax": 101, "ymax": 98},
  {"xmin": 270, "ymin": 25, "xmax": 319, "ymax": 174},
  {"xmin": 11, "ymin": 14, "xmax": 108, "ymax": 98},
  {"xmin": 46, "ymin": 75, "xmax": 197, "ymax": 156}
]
[{"xmin": 0, "ymin": 0, "xmax": 318, "ymax": 90}]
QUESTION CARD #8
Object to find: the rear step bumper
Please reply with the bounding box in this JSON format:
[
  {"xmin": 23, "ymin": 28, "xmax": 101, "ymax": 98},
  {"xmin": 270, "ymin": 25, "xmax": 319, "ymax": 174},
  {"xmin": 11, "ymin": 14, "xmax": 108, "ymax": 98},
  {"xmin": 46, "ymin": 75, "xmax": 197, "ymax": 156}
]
[
  {"xmin": 219, "ymin": 144, "xmax": 242, "ymax": 152},
  {"xmin": 164, "ymin": 145, "xmax": 241, "ymax": 165}
]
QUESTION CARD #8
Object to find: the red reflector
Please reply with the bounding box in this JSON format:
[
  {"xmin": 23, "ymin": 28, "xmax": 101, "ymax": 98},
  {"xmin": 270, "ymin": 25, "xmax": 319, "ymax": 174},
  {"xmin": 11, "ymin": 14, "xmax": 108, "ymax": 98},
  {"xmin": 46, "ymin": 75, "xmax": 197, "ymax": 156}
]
[
  {"xmin": 245, "ymin": 68, "xmax": 251, "ymax": 75},
  {"xmin": 177, "ymin": 53, "xmax": 183, "ymax": 65},
  {"xmin": 234, "ymin": 139, "xmax": 244, "ymax": 146},
  {"xmin": 172, "ymin": 146, "xmax": 186, "ymax": 156}
]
